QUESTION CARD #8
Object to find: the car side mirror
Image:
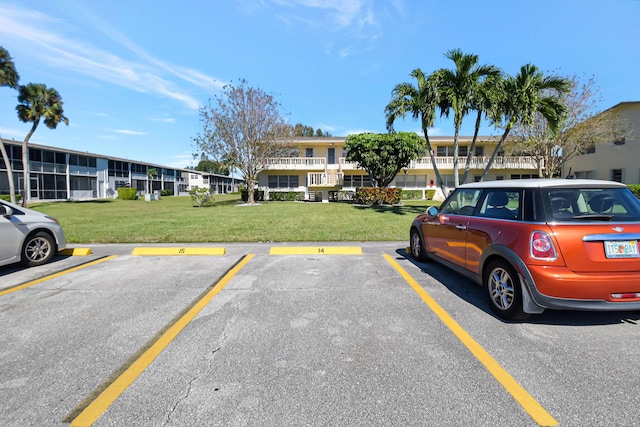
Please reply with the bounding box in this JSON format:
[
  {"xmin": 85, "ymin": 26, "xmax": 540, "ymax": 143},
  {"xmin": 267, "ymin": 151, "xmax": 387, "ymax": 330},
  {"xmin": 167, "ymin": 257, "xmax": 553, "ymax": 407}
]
[
  {"xmin": 426, "ymin": 206, "xmax": 438, "ymax": 216},
  {"xmin": 1, "ymin": 205, "xmax": 13, "ymax": 217}
]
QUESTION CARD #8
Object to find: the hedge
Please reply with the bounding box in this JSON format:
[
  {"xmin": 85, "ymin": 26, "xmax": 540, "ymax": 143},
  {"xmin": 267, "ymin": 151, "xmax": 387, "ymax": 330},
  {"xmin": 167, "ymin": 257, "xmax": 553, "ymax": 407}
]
[
  {"xmin": 269, "ymin": 191, "xmax": 305, "ymax": 201},
  {"xmin": 117, "ymin": 187, "xmax": 137, "ymax": 200},
  {"xmin": 240, "ymin": 189, "xmax": 265, "ymax": 202},
  {"xmin": 354, "ymin": 187, "xmax": 402, "ymax": 205},
  {"xmin": 0, "ymin": 194, "xmax": 21, "ymax": 203},
  {"xmin": 628, "ymin": 184, "xmax": 640, "ymax": 199}
]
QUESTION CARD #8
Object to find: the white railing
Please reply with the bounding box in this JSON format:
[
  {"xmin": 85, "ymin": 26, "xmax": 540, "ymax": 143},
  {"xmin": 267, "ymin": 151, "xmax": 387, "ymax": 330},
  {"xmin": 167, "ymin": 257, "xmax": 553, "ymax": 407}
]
[
  {"xmin": 308, "ymin": 172, "xmax": 344, "ymax": 186},
  {"xmin": 265, "ymin": 155, "xmax": 539, "ymax": 172},
  {"xmin": 264, "ymin": 157, "xmax": 326, "ymax": 170},
  {"xmin": 408, "ymin": 156, "xmax": 539, "ymax": 170}
]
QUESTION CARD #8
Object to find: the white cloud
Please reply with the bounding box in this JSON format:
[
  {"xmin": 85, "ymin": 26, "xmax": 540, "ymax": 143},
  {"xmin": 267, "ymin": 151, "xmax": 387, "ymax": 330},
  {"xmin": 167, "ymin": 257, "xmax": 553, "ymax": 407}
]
[
  {"xmin": 0, "ymin": 4, "xmax": 222, "ymax": 110},
  {"xmin": 112, "ymin": 129, "xmax": 147, "ymax": 136}
]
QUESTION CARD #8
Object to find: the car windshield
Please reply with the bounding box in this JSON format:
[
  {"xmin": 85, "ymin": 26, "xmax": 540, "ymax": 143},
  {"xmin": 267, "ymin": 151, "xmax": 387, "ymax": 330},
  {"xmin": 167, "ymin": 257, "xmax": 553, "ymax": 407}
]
[{"xmin": 542, "ymin": 187, "xmax": 640, "ymax": 222}]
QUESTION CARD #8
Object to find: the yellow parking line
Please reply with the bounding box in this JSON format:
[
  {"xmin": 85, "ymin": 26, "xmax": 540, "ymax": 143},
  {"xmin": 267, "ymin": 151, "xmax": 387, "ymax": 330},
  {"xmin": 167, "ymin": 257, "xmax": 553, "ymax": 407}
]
[
  {"xmin": 66, "ymin": 254, "xmax": 254, "ymax": 427},
  {"xmin": 0, "ymin": 256, "xmax": 117, "ymax": 297},
  {"xmin": 383, "ymin": 254, "xmax": 558, "ymax": 427},
  {"xmin": 132, "ymin": 247, "xmax": 226, "ymax": 256},
  {"xmin": 270, "ymin": 246, "xmax": 362, "ymax": 255}
]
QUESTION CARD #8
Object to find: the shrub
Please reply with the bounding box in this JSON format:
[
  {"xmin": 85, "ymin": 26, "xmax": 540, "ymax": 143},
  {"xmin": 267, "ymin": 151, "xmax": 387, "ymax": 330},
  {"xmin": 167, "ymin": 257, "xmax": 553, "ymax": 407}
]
[
  {"xmin": 425, "ymin": 189, "xmax": 436, "ymax": 200},
  {"xmin": 337, "ymin": 190, "xmax": 355, "ymax": 201},
  {"xmin": 354, "ymin": 187, "xmax": 402, "ymax": 205},
  {"xmin": 240, "ymin": 188, "xmax": 265, "ymax": 202},
  {"xmin": 0, "ymin": 194, "xmax": 21, "ymax": 203},
  {"xmin": 160, "ymin": 189, "xmax": 171, "ymax": 196},
  {"xmin": 628, "ymin": 184, "xmax": 640, "ymax": 199},
  {"xmin": 269, "ymin": 191, "xmax": 304, "ymax": 201},
  {"xmin": 401, "ymin": 190, "xmax": 423, "ymax": 200},
  {"xmin": 190, "ymin": 187, "xmax": 214, "ymax": 207},
  {"xmin": 117, "ymin": 187, "xmax": 137, "ymax": 200}
]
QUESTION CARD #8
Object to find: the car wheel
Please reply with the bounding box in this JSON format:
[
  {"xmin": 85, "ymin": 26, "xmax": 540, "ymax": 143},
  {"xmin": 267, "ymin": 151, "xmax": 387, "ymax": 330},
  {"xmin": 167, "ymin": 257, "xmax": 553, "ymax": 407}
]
[
  {"xmin": 22, "ymin": 231, "xmax": 56, "ymax": 267},
  {"xmin": 484, "ymin": 260, "xmax": 528, "ymax": 321},
  {"xmin": 410, "ymin": 228, "xmax": 427, "ymax": 261}
]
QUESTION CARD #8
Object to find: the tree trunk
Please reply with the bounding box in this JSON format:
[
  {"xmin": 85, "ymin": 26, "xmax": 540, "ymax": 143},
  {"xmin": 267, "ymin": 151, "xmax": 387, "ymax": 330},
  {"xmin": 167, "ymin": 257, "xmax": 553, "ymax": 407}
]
[
  {"xmin": 462, "ymin": 111, "xmax": 482, "ymax": 185},
  {"xmin": 22, "ymin": 122, "xmax": 39, "ymax": 207},
  {"xmin": 423, "ymin": 127, "xmax": 448, "ymax": 198},
  {"xmin": 480, "ymin": 124, "xmax": 512, "ymax": 182},
  {"xmin": 452, "ymin": 115, "xmax": 461, "ymax": 188},
  {"xmin": 0, "ymin": 136, "xmax": 17, "ymax": 204}
]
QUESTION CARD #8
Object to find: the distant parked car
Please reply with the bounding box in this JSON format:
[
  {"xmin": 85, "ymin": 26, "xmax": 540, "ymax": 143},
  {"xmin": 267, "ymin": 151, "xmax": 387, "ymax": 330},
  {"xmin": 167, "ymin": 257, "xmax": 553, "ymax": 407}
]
[
  {"xmin": 0, "ymin": 200, "xmax": 67, "ymax": 267},
  {"xmin": 409, "ymin": 179, "xmax": 640, "ymax": 320}
]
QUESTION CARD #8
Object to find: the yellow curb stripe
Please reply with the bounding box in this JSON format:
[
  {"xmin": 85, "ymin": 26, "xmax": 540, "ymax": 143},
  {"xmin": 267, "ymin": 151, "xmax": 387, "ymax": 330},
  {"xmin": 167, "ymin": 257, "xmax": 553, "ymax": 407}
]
[
  {"xmin": 0, "ymin": 256, "xmax": 117, "ymax": 297},
  {"xmin": 59, "ymin": 248, "xmax": 93, "ymax": 256},
  {"xmin": 68, "ymin": 254, "xmax": 254, "ymax": 427},
  {"xmin": 270, "ymin": 246, "xmax": 362, "ymax": 255},
  {"xmin": 383, "ymin": 254, "xmax": 558, "ymax": 427},
  {"xmin": 132, "ymin": 247, "xmax": 226, "ymax": 256}
]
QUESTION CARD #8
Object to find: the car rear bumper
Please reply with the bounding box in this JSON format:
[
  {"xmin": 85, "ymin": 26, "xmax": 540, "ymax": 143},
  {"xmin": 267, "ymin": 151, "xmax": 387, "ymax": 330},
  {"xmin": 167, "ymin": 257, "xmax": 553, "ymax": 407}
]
[{"xmin": 522, "ymin": 265, "xmax": 640, "ymax": 312}]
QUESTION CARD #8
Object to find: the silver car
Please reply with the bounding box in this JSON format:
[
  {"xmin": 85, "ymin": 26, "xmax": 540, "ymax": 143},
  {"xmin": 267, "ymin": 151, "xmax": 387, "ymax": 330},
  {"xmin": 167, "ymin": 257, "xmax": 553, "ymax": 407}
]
[{"xmin": 0, "ymin": 200, "xmax": 67, "ymax": 267}]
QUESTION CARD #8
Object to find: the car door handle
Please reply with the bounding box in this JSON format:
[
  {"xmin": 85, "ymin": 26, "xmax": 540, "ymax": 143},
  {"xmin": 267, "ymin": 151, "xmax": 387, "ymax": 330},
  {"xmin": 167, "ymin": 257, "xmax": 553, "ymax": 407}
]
[{"xmin": 456, "ymin": 225, "xmax": 467, "ymax": 230}]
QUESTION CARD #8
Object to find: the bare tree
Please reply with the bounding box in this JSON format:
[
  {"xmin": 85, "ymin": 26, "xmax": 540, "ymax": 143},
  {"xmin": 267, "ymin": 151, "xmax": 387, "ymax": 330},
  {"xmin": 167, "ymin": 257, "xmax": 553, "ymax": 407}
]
[
  {"xmin": 194, "ymin": 79, "xmax": 291, "ymax": 204},
  {"xmin": 509, "ymin": 74, "xmax": 630, "ymax": 178}
]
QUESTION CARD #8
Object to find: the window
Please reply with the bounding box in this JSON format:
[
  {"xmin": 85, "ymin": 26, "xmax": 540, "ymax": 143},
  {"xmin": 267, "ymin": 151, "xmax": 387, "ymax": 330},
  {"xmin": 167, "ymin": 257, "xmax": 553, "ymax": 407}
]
[
  {"xmin": 478, "ymin": 190, "xmax": 520, "ymax": 220},
  {"xmin": 575, "ymin": 171, "xmax": 595, "ymax": 179},
  {"xmin": 268, "ymin": 175, "xmax": 299, "ymax": 188},
  {"xmin": 108, "ymin": 160, "xmax": 129, "ymax": 177},
  {"xmin": 305, "ymin": 148, "xmax": 314, "ymax": 157},
  {"xmin": 475, "ymin": 146, "xmax": 484, "ymax": 156},
  {"xmin": 458, "ymin": 146, "xmax": 468, "ymax": 157},
  {"xmin": 611, "ymin": 169, "xmax": 623, "ymax": 183},
  {"xmin": 440, "ymin": 189, "xmax": 482, "ymax": 216}
]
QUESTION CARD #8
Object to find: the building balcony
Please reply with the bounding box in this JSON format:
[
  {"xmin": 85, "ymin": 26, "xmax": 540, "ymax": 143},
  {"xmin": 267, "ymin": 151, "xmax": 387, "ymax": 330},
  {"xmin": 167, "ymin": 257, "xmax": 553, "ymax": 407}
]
[
  {"xmin": 265, "ymin": 155, "xmax": 540, "ymax": 173},
  {"xmin": 307, "ymin": 172, "xmax": 344, "ymax": 188},
  {"xmin": 408, "ymin": 155, "xmax": 540, "ymax": 170},
  {"xmin": 264, "ymin": 157, "xmax": 326, "ymax": 170}
]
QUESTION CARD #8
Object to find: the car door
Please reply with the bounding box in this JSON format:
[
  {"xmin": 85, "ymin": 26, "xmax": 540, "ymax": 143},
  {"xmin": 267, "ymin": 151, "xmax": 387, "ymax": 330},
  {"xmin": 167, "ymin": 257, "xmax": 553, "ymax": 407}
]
[
  {"xmin": 425, "ymin": 189, "xmax": 482, "ymax": 269},
  {"xmin": 0, "ymin": 203, "xmax": 20, "ymax": 265}
]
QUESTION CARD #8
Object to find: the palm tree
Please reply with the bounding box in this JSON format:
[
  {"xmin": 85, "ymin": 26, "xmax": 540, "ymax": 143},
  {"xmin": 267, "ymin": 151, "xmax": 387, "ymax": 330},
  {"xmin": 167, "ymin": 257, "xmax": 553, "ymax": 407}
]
[
  {"xmin": 16, "ymin": 83, "xmax": 69, "ymax": 206},
  {"xmin": 480, "ymin": 64, "xmax": 569, "ymax": 181},
  {"xmin": 433, "ymin": 49, "xmax": 501, "ymax": 187},
  {"xmin": 0, "ymin": 46, "xmax": 20, "ymax": 204},
  {"xmin": 385, "ymin": 68, "xmax": 449, "ymax": 197},
  {"xmin": 461, "ymin": 73, "xmax": 503, "ymax": 184}
]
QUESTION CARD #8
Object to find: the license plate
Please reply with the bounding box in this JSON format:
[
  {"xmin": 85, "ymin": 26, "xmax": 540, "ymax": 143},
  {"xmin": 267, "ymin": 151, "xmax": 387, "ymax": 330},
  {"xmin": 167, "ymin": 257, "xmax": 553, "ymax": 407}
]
[{"xmin": 604, "ymin": 240, "xmax": 639, "ymax": 258}]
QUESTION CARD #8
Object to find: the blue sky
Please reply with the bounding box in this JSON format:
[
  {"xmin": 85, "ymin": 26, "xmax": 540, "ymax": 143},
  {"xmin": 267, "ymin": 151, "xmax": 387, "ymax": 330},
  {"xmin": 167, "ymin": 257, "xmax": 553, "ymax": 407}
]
[{"xmin": 1, "ymin": 0, "xmax": 639, "ymax": 169}]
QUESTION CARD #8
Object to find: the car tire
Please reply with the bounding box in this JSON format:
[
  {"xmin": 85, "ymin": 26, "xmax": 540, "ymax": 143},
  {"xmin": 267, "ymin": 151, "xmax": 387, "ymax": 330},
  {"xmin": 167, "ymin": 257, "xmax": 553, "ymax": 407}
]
[
  {"xmin": 410, "ymin": 228, "xmax": 427, "ymax": 261},
  {"xmin": 21, "ymin": 231, "xmax": 56, "ymax": 267},
  {"xmin": 484, "ymin": 259, "xmax": 528, "ymax": 321}
]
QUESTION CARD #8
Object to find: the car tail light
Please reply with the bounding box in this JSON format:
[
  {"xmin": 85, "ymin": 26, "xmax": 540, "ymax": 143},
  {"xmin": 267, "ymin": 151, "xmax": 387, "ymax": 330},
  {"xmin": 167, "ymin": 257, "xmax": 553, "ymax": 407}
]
[
  {"xmin": 612, "ymin": 293, "xmax": 640, "ymax": 300},
  {"xmin": 530, "ymin": 231, "xmax": 557, "ymax": 260}
]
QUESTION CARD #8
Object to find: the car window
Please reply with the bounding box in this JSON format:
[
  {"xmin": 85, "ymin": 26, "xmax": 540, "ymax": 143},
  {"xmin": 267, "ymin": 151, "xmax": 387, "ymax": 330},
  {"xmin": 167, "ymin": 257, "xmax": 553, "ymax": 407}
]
[
  {"xmin": 478, "ymin": 190, "xmax": 520, "ymax": 220},
  {"xmin": 542, "ymin": 188, "xmax": 640, "ymax": 221},
  {"xmin": 440, "ymin": 189, "xmax": 482, "ymax": 216}
]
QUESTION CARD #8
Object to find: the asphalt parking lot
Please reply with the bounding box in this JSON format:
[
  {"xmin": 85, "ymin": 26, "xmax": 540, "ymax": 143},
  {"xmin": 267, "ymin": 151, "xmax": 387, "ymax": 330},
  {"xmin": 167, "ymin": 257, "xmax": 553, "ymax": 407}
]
[{"xmin": 1, "ymin": 242, "xmax": 640, "ymax": 426}]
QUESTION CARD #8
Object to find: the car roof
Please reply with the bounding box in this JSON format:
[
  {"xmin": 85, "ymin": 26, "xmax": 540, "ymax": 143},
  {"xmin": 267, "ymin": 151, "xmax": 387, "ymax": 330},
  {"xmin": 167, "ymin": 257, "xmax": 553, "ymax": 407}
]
[{"xmin": 457, "ymin": 178, "xmax": 628, "ymax": 190}]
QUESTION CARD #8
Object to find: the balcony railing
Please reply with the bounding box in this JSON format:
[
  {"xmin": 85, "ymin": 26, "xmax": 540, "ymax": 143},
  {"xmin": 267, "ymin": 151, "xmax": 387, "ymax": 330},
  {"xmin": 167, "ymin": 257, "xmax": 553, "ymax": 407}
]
[
  {"xmin": 308, "ymin": 172, "xmax": 344, "ymax": 187},
  {"xmin": 265, "ymin": 156, "xmax": 539, "ymax": 172},
  {"xmin": 264, "ymin": 157, "xmax": 326, "ymax": 170}
]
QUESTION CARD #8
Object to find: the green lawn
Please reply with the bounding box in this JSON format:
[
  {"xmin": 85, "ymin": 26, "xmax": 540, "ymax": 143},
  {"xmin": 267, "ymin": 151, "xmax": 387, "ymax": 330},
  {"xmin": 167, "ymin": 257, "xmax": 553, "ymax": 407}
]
[{"xmin": 30, "ymin": 194, "xmax": 436, "ymax": 243}]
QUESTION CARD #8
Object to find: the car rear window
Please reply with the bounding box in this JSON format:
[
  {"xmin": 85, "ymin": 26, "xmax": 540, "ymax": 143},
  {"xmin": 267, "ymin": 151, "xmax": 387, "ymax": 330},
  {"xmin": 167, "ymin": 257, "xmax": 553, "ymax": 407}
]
[{"xmin": 541, "ymin": 187, "xmax": 640, "ymax": 222}]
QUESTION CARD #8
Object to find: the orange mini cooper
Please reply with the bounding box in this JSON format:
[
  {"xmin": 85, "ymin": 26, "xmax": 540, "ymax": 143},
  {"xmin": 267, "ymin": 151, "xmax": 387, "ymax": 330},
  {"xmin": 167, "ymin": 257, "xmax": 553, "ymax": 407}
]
[{"xmin": 409, "ymin": 179, "xmax": 640, "ymax": 320}]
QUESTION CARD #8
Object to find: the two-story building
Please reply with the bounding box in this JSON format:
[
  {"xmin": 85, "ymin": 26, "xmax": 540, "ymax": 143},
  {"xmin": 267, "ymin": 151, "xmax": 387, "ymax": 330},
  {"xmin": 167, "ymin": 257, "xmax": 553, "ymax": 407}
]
[
  {"xmin": 562, "ymin": 101, "xmax": 639, "ymax": 184},
  {"xmin": 259, "ymin": 135, "xmax": 540, "ymax": 202},
  {"xmin": 0, "ymin": 138, "xmax": 241, "ymax": 202}
]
